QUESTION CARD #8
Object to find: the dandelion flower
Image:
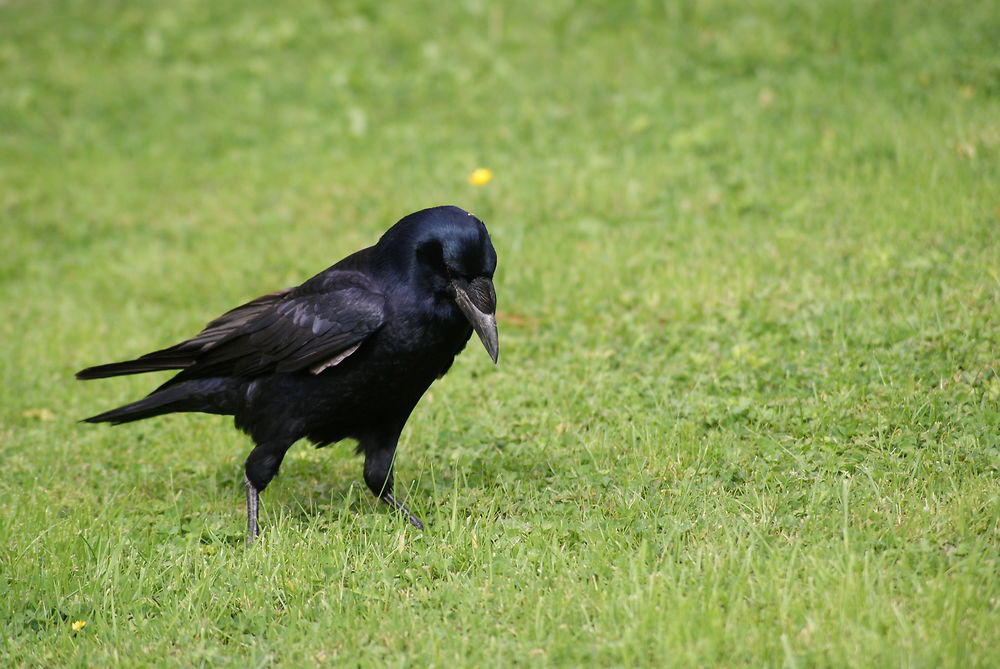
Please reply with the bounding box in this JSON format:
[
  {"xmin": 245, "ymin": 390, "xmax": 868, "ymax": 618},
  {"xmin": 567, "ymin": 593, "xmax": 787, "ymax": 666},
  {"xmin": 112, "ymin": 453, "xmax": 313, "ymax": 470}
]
[
  {"xmin": 71, "ymin": 620, "xmax": 87, "ymax": 632},
  {"xmin": 467, "ymin": 168, "xmax": 493, "ymax": 186}
]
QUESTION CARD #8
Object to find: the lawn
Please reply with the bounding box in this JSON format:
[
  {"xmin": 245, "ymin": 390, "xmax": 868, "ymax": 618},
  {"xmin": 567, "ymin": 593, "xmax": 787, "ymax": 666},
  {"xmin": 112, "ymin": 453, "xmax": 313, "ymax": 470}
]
[{"xmin": 2, "ymin": 0, "xmax": 998, "ymax": 665}]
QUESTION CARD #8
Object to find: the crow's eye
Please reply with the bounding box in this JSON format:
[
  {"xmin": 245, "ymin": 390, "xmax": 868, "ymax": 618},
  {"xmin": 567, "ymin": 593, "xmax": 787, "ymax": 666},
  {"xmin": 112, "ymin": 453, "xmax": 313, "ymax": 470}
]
[{"xmin": 416, "ymin": 240, "xmax": 447, "ymax": 274}]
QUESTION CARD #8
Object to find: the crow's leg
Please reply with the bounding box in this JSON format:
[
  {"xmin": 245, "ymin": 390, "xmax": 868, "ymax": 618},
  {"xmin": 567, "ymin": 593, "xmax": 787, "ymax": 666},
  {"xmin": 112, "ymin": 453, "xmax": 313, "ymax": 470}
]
[
  {"xmin": 363, "ymin": 445, "xmax": 423, "ymax": 530},
  {"xmin": 382, "ymin": 492, "xmax": 424, "ymax": 530},
  {"xmin": 244, "ymin": 472, "xmax": 259, "ymax": 545},
  {"xmin": 243, "ymin": 443, "xmax": 289, "ymax": 546}
]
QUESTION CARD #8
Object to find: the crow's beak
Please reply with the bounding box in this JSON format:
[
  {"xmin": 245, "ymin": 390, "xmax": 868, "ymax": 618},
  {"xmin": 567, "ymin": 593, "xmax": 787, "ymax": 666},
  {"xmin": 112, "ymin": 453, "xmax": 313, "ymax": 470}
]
[{"xmin": 452, "ymin": 277, "xmax": 499, "ymax": 364}]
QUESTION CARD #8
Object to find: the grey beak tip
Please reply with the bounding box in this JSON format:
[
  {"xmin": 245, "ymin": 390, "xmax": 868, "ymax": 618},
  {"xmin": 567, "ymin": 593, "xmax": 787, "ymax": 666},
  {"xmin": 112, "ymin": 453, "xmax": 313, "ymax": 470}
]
[{"xmin": 481, "ymin": 331, "xmax": 499, "ymax": 365}]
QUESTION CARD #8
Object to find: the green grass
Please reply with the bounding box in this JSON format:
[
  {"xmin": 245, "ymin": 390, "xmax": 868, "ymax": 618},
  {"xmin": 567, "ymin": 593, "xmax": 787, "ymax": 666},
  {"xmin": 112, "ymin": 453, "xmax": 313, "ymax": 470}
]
[{"xmin": 2, "ymin": 0, "xmax": 999, "ymax": 665}]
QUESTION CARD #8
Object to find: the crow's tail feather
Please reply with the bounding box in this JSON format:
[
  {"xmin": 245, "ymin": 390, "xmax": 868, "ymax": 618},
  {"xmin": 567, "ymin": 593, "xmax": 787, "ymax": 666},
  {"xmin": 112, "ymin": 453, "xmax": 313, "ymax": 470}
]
[
  {"xmin": 75, "ymin": 348, "xmax": 193, "ymax": 380},
  {"xmin": 82, "ymin": 379, "xmax": 235, "ymax": 425}
]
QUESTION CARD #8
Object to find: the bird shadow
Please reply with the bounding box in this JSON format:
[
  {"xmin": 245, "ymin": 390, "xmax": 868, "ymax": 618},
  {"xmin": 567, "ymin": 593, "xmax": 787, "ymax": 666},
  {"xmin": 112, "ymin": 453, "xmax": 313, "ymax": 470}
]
[{"xmin": 209, "ymin": 457, "xmax": 428, "ymax": 537}]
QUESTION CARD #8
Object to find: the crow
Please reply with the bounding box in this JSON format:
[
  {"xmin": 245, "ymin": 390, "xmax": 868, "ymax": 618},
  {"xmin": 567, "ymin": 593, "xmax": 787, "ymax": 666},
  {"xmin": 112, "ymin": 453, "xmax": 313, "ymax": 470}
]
[{"xmin": 77, "ymin": 206, "xmax": 498, "ymax": 544}]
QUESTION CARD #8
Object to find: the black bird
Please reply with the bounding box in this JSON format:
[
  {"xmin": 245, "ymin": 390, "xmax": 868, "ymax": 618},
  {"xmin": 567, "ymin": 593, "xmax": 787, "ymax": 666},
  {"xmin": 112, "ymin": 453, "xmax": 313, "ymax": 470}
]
[{"xmin": 77, "ymin": 206, "xmax": 498, "ymax": 544}]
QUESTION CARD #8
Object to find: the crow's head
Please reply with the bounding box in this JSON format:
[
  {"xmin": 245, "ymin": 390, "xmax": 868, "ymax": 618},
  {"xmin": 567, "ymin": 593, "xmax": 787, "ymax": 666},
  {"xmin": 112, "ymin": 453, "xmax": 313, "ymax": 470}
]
[{"xmin": 380, "ymin": 206, "xmax": 499, "ymax": 363}]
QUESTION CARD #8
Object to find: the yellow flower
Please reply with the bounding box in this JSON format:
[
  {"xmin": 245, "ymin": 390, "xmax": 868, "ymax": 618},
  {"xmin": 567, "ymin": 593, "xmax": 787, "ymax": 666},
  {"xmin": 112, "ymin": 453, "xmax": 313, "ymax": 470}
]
[
  {"xmin": 71, "ymin": 620, "xmax": 87, "ymax": 632},
  {"xmin": 467, "ymin": 168, "xmax": 493, "ymax": 186}
]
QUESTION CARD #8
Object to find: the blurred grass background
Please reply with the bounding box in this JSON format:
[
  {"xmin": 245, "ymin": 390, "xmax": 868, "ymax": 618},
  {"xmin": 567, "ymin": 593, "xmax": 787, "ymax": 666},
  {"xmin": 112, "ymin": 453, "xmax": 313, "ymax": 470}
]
[{"xmin": 2, "ymin": 0, "xmax": 998, "ymax": 666}]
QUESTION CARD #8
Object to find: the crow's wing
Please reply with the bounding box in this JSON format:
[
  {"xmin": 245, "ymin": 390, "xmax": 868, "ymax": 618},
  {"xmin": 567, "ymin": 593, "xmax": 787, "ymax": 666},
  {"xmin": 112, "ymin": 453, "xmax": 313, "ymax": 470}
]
[{"xmin": 163, "ymin": 271, "xmax": 386, "ymax": 384}]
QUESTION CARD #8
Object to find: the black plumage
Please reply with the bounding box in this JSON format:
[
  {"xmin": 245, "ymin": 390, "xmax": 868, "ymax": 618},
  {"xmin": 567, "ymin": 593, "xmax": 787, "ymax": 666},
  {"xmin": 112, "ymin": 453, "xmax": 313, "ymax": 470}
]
[{"xmin": 77, "ymin": 206, "xmax": 499, "ymax": 544}]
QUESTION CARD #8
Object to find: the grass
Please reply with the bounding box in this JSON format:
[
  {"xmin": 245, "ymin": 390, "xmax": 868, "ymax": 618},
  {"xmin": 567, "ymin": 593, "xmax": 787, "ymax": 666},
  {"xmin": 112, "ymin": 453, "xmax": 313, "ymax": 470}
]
[{"xmin": 2, "ymin": 0, "xmax": 999, "ymax": 665}]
